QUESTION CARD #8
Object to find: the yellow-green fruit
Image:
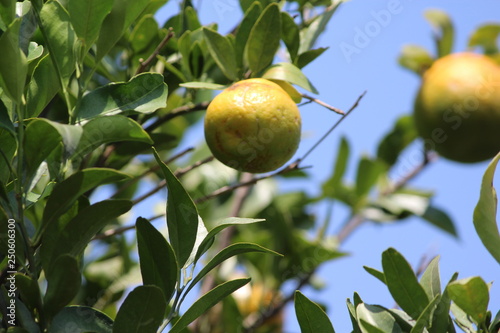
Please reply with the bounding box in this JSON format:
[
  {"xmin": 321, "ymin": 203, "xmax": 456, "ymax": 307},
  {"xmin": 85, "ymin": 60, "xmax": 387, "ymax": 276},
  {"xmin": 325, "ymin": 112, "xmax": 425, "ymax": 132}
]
[
  {"xmin": 414, "ymin": 52, "xmax": 500, "ymax": 163},
  {"xmin": 204, "ymin": 78, "xmax": 301, "ymax": 173}
]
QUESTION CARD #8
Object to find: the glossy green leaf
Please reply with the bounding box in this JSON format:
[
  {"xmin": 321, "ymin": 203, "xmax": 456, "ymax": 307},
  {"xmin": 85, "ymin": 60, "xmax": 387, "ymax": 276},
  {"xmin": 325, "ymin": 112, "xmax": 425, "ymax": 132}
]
[
  {"xmin": 25, "ymin": 54, "xmax": 61, "ymax": 117},
  {"xmin": 245, "ymin": 3, "xmax": 281, "ymax": 74},
  {"xmin": 468, "ymin": 24, "xmax": 500, "ymax": 55},
  {"xmin": 376, "ymin": 115, "xmax": 418, "ymax": 166},
  {"xmin": 363, "ymin": 266, "xmax": 386, "ymax": 285},
  {"xmin": 398, "ymin": 44, "xmax": 434, "ymax": 76},
  {"xmin": 75, "ymin": 73, "xmax": 168, "ymax": 121},
  {"xmin": 96, "ymin": 0, "xmax": 150, "ymax": 60},
  {"xmin": 193, "ymin": 217, "xmax": 266, "ymax": 263},
  {"xmin": 0, "ymin": 18, "xmax": 27, "ymax": 104},
  {"xmin": 429, "ymin": 273, "xmax": 457, "ymax": 333},
  {"xmin": 424, "ymin": 9, "xmax": 454, "ymax": 58},
  {"xmin": 295, "ymin": 291, "xmax": 336, "ymax": 333},
  {"xmin": 355, "ymin": 157, "xmax": 385, "ymax": 199},
  {"xmin": 235, "ymin": 2, "xmax": 262, "ymax": 68},
  {"xmin": 0, "ymin": 130, "xmax": 17, "ymax": 184},
  {"xmin": 136, "ymin": 217, "xmax": 178, "ymax": 302},
  {"xmin": 299, "ymin": 3, "xmax": 342, "ymax": 53},
  {"xmin": 49, "ymin": 306, "xmax": 113, "ymax": 333},
  {"xmin": 68, "ymin": 0, "xmax": 113, "ymax": 50},
  {"xmin": 15, "ymin": 274, "xmax": 42, "ymax": 314},
  {"xmin": 185, "ymin": 242, "xmax": 281, "ymax": 299},
  {"xmin": 357, "ymin": 303, "xmax": 401, "ymax": 333},
  {"xmin": 281, "ymin": 12, "xmax": 300, "ymax": 62},
  {"xmin": 448, "ymin": 276, "xmax": 489, "ymax": 325},
  {"xmin": 473, "ymin": 152, "xmax": 500, "ymax": 265},
  {"xmin": 419, "ymin": 256, "xmax": 441, "ymax": 299},
  {"xmin": 177, "ymin": 30, "xmax": 193, "ymax": 78},
  {"xmin": 41, "ymin": 199, "xmax": 132, "ymax": 271},
  {"xmin": 0, "ymin": 100, "xmax": 14, "ymax": 136},
  {"xmin": 346, "ymin": 298, "xmax": 362, "ymax": 333},
  {"xmin": 43, "ymin": 255, "xmax": 81, "ymax": 320},
  {"xmin": 410, "ymin": 295, "xmax": 440, "ymax": 333},
  {"xmin": 296, "ymin": 47, "xmax": 329, "ymax": 69},
  {"xmin": 451, "ymin": 302, "xmax": 476, "ymax": 332},
  {"xmin": 39, "ymin": 168, "xmax": 130, "ymax": 239},
  {"xmin": 169, "ymin": 278, "xmax": 251, "ymax": 333},
  {"xmin": 323, "ymin": 137, "xmax": 350, "ymax": 198},
  {"xmin": 153, "ymin": 148, "xmax": 200, "ymax": 268},
  {"xmin": 24, "ymin": 119, "xmax": 62, "ymax": 181},
  {"xmin": 421, "ymin": 206, "xmax": 457, "ymax": 237},
  {"xmin": 38, "ymin": 0, "xmax": 76, "ymax": 87},
  {"xmin": 203, "ymin": 27, "xmax": 238, "ymax": 81},
  {"xmin": 382, "ymin": 248, "xmax": 429, "ymax": 319},
  {"xmin": 27, "ymin": 42, "xmax": 44, "ymax": 63},
  {"xmin": 73, "ymin": 115, "xmax": 153, "ymax": 160},
  {"xmin": 0, "ymin": 0, "xmax": 15, "ymax": 27},
  {"xmin": 180, "ymin": 82, "xmax": 227, "ymax": 90},
  {"xmin": 263, "ymin": 62, "xmax": 318, "ymax": 93},
  {"xmin": 113, "ymin": 285, "xmax": 166, "ymax": 333}
]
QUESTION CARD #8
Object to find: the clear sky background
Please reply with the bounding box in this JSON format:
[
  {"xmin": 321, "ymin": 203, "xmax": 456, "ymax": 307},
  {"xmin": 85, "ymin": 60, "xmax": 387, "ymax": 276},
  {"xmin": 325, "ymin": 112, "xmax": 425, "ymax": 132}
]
[{"xmin": 154, "ymin": 1, "xmax": 500, "ymax": 331}]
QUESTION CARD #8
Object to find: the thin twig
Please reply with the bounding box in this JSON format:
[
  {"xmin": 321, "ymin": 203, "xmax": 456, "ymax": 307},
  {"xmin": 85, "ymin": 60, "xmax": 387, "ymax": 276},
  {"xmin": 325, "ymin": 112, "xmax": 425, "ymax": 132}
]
[
  {"xmin": 301, "ymin": 93, "xmax": 345, "ymax": 115},
  {"xmin": 112, "ymin": 147, "xmax": 195, "ymax": 198},
  {"xmin": 145, "ymin": 101, "xmax": 210, "ymax": 133},
  {"xmin": 135, "ymin": 28, "xmax": 175, "ymax": 75},
  {"xmin": 299, "ymin": 91, "xmax": 366, "ymax": 163},
  {"xmin": 132, "ymin": 156, "xmax": 214, "ymax": 206}
]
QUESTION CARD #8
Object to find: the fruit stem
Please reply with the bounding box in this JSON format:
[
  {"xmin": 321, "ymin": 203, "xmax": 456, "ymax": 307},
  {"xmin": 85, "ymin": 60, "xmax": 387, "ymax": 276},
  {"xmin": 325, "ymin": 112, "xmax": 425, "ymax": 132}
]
[{"xmin": 301, "ymin": 93, "xmax": 346, "ymax": 115}]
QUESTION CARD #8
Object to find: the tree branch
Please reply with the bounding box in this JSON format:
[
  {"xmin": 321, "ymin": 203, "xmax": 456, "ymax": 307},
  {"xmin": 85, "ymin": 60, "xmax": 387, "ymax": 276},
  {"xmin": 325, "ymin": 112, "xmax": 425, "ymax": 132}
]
[
  {"xmin": 301, "ymin": 93, "xmax": 345, "ymax": 115},
  {"xmin": 144, "ymin": 101, "xmax": 210, "ymax": 133},
  {"xmin": 135, "ymin": 28, "xmax": 175, "ymax": 75}
]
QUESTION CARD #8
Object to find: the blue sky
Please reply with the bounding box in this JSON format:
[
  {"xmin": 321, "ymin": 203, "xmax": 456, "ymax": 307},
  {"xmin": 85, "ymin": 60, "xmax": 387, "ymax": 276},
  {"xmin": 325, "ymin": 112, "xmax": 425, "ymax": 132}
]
[{"xmin": 154, "ymin": 1, "xmax": 500, "ymax": 331}]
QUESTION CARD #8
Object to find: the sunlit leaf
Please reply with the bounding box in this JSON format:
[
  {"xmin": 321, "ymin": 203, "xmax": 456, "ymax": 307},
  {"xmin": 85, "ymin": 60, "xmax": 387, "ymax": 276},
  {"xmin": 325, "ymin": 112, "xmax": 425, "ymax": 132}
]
[
  {"xmin": 295, "ymin": 291, "xmax": 336, "ymax": 333},
  {"xmin": 424, "ymin": 9, "xmax": 454, "ymax": 58}
]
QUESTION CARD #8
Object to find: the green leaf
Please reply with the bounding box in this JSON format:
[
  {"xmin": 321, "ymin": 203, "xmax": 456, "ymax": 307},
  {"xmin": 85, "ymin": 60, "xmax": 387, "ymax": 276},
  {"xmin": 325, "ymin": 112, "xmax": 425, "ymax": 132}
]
[
  {"xmin": 27, "ymin": 42, "xmax": 44, "ymax": 63},
  {"xmin": 68, "ymin": 0, "xmax": 114, "ymax": 51},
  {"xmin": 152, "ymin": 148, "xmax": 200, "ymax": 268},
  {"xmin": 382, "ymin": 248, "xmax": 429, "ymax": 319},
  {"xmin": 75, "ymin": 73, "xmax": 168, "ymax": 121},
  {"xmin": 424, "ymin": 9, "xmax": 454, "ymax": 58},
  {"xmin": 185, "ymin": 242, "xmax": 281, "ymax": 299},
  {"xmin": 96, "ymin": 0, "xmax": 151, "ymax": 60},
  {"xmin": 193, "ymin": 217, "xmax": 266, "ymax": 264},
  {"xmin": 263, "ymin": 62, "xmax": 318, "ymax": 94},
  {"xmin": 0, "ymin": 0, "xmax": 15, "ymax": 27},
  {"xmin": 323, "ymin": 137, "xmax": 350, "ymax": 197},
  {"xmin": 448, "ymin": 277, "xmax": 489, "ymax": 325},
  {"xmin": 410, "ymin": 295, "xmax": 440, "ymax": 333},
  {"xmin": 421, "ymin": 206, "xmax": 457, "ymax": 237},
  {"xmin": 169, "ymin": 278, "xmax": 250, "ymax": 333},
  {"xmin": 451, "ymin": 302, "xmax": 476, "ymax": 333},
  {"xmin": 15, "ymin": 274, "xmax": 42, "ymax": 314},
  {"xmin": 419, "ymin": 256, "xmax": 441, "ymax": 300},
  {"xmin": 299, "ymin": 3, "xmax": 342, "ymax": 53},
  {"xmin": 0, "ymin": 99, "xmax": 14, "ymax": 136},
  {"xmin": 245, "ymin": 3, "xmax": 281, "ymax": 74},
  {"xmin": 43, "ymin": 255, "xmax": 81, "ymax": 320},
  {"xmin": 357, "ymin": 303, "xmax": 401, "ymax": 333},
  {"xmin": 346, "ymin": 298, "xmax": 362, "ymax": 333},
  {"xmin": 281, "ymin": 12, "xmax": 300, "ymax": 62},
  {"xmin": 73, "ymin": 115, "xmax": 153, "ymax": 159},
  {"xmin": 398, "ymin": 44, "xmax": 434, "ymax": 76},
  {"xmin": 355, "ymin": 157, "xmax": 385, "ymax": 199},
  {"xmin": 429, "ymin": 273, "xmax": 458, "ymax": 333},
  {"xmin": 0, "ymin": 18, "xmax": 27, "ymax": 104},
  {"xmin": 295, "ymin": 291, "xmax": 336, "ymax": 333},
  {"xmin": 363, "ymin": 266, "xmax": 386, "ymax": 285},
  {"xmin": 376, "ymin": 115, "xmax": 418, "ymax": 166},
  {"xmin": 180, "ymin": 82, "xmax": 226, "ymax": 90},
  {"xmin": 235, "ymin": 2, "xmax": 262, "ymax": 68},
  {"xmin": 113, "ymin": 285, "xmax": 166, "ymax": 333},
  {"xmin": 136, "ymin": 217, "xmax": 178, "ymax": 302},
  {"xmin": 296, "ymin": 47, "xmax": 329, "ymax": 69},
  {"xmin": 38, "ymin": 0, "xmax": 76, "ymax": 87},
  {"xmin": 41, "ymin": 199, "xmax": 132, "ymax": 271},
  {"xmin": 49, "ymin": 306, "xmax": 113, "ymax": 333},
  {"xmin": 473, "ymin": 152, "xmax": 500, "ymax": 265},
  {"xmin": 468, "ymin": 24, "xmax": 500, "ymax": 55},
  {"xmin": 39, "ymin": 168, "xmax": 130, "ymax": 239},
  {"xmin": 203, "ymin": 27, "xmax": 238, "ymax": 81},
  {"xmin": 25, "ymin": 54, "xmax": 61, "ymax": 117}
]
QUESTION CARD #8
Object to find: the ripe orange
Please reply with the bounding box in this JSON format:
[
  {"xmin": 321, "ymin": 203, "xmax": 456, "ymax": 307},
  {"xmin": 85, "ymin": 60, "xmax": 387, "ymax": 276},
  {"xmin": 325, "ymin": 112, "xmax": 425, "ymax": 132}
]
[
  {"xmin": 413, "ymin": 52, "xmax": 500, "ymax": 163},
  {"xmin": 204, "ymin": 78, "xmax": 301, "ymax": 173}
]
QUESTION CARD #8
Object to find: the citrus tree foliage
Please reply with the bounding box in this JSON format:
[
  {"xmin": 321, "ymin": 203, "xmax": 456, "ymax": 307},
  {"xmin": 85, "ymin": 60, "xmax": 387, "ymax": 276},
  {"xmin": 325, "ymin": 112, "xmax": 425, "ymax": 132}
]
[{"xmin": 0, "ymin": 1, "xmax": 499, "ymax": 332}]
